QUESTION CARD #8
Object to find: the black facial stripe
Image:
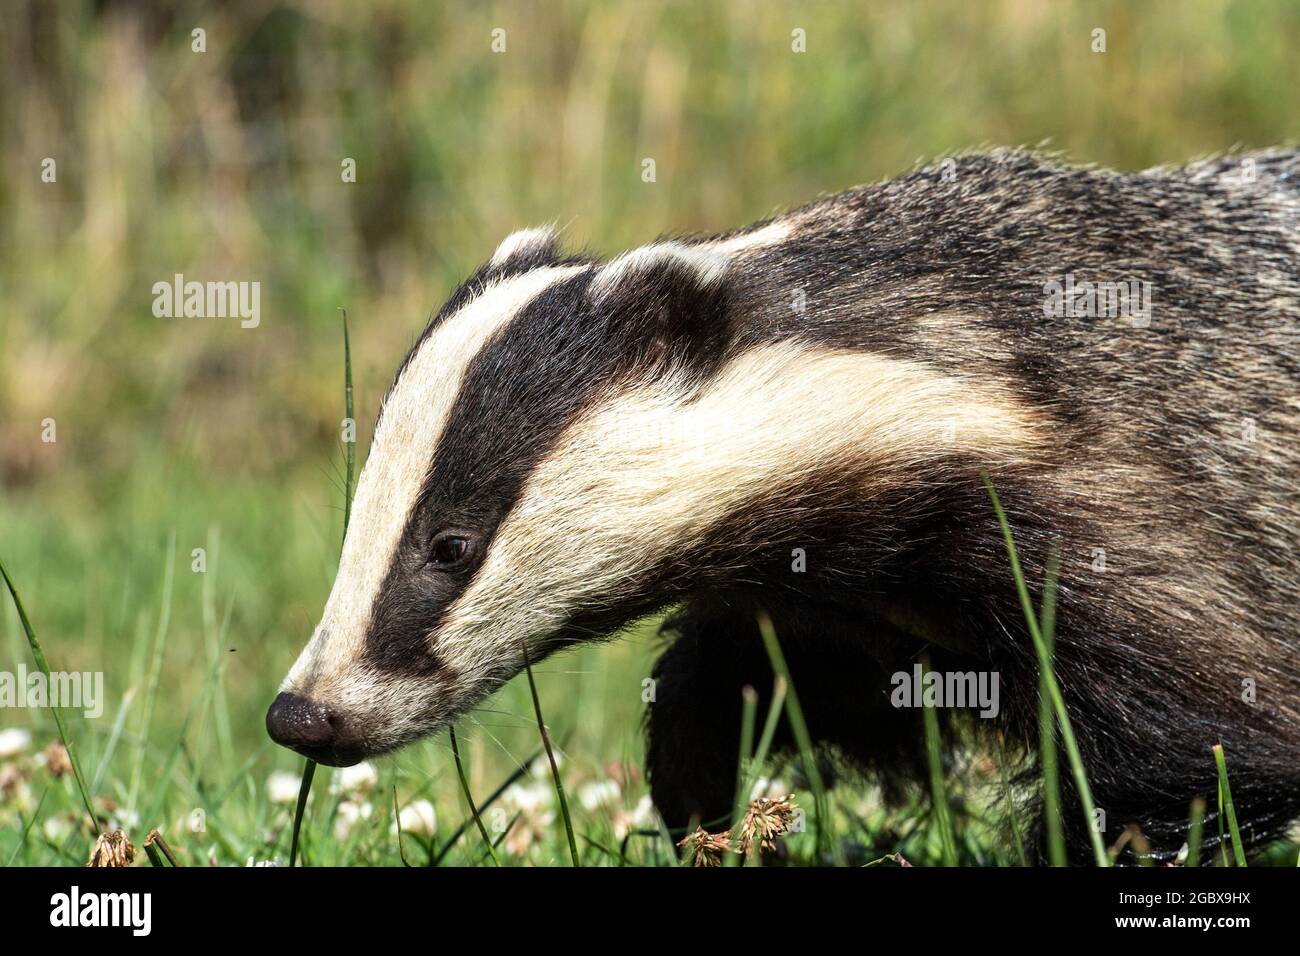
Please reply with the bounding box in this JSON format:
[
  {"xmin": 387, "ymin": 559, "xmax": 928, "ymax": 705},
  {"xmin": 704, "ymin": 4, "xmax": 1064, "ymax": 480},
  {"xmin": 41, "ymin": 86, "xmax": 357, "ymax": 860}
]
[
  {"xmin": 389, "ymin": 243, "xmax": 598, "ymax": 401},
  {"xmin": 364, "ymin": 252, "xmax": 735, "ymax": 674}
]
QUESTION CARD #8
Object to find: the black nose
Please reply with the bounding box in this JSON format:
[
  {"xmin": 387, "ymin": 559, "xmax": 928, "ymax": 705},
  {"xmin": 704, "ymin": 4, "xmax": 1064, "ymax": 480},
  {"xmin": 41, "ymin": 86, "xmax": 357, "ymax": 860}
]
[{"xmin": 266, "ymin": 692, "xmax": 362, "ymax": 766}]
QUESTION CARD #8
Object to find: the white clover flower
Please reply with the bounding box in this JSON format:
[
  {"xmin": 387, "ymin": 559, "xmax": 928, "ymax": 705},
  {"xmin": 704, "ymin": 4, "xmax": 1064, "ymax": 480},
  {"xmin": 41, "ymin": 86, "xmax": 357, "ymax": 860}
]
[
  {"xmin": 0, "ymin": 728, "xmax": 32, "ymax": 759},
  {"xmin": 266, "ymin": 770, "xmax": 303, "ymax": 805},
  {"xmin": 613, "ymin": 794, "xmax": 657, "ymax": 839},
  {"xmin": 499, "ymin": 780, "xmax": 560, "ymax": 857},
  {"xmin": 332, "ymin": 761, "xmax": 378, "ymax": 796},
  {"xmin": 43, "ymin": 816, "xmax": 73, "ymax": 842},
  {"xmin": 749, "ymin": 776, "xmax": 790, "ymax": 801},
  {"xmin": 629, "ymin": 793, "xmax": 656, "ymax": 825},
  {"xmin": 577, "ymin": 778, "xmax": 621, "ymax": 813},
  {"xmin": 503, "ymin": 809, "xmax": 556, "ymax": 857},
  {"xmin": 503, "ymin": 780, "xmax": 553, "ymax": 814},
  {"xmin": 334, "ymin": 799, "xmax": 373, "ymax": 839},
  {"xmin": 395, "ymin": 799, "xmax": 437, "ymax": 836},
  {"xmin": 529, "ymin": 752, "xmax": 562, "ymax": 779}
]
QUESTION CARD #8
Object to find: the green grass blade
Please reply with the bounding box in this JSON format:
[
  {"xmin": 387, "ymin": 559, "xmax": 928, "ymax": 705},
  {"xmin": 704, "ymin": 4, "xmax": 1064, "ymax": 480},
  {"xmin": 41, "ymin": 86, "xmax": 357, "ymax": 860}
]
[
  {"xmin": 724, "ymin": 679, "xmax": 787, "ymax": 865},
  {"xmin": 140, "ymin": 608, "xmax": 234, "ymax": 826},
  {"xmin": 89, "ymin": 686, "xmax": 136, "ymax": 796},
  {"xmin": 392, "ymin": 785, "xmax": 412, "ymax": 866},
  {"xmin": 724, "ymin": 685, "xmax": 759, "ymax": 865},
  {"xmin": 430, "ymin": 745, "xmax": 543, "ymax": 865},
  {"xmin": 920, "ymin": 651, "xmax": 958, "ymax": 865},
  {"xmin": 750, "ymin": 677, "xmax": 787, "ymax": 787},
  {"xmin": 522, "ymin": 639, "xmax": 581, "ymax": 866},
  {"xmin": 756, "ymin": 610, "xmax": 844, "ymax": 866},
  {"xmin": 200, "ymin": 526, "xmax": 234, "ymax": 769},
  {"xmin": 1039, "ymin": 550, "xmax": 1065, "ymax": 866},
  {"xmin": 289, "ymin": 308, "xmax": 357, "ymax": 867},
  {"xmin": 734, "ymin": 685, "xmax": 757, "ymax": 815},
  {"xmin": 981, "ymin": 473, "xmax": 1108, "ymax": 867},
  {"xmin": 5, "ymin": 788, "xmax": 49, "ymax": 866},
  {"xmin": 1186, "ymin": 797, "xmax": 1205, "ymax": 868},
  {"xmin": 128, "ymin": 531, "xmax": 176, "ymax": 815},
  {"xmin": 0, "ymin": 557, "xmax": 100, "ymax": 836},
  {"xmin": 448, "ymin": 725, "xmax": 500, "ymax": 866},
  {"xmin": 1213, "ymin": 743, "xmax": 1247, "ymax": 866},
  {"xmin": 288, "ymin": 759, "xmax": 316, "ymax": 866},
  {"xmin": 735, "ymin": 675, "xmax": 788, "ymax": 828},
  {"xmin": 341, "ymin": 307, "xmax": 355, "ymax": 550}
]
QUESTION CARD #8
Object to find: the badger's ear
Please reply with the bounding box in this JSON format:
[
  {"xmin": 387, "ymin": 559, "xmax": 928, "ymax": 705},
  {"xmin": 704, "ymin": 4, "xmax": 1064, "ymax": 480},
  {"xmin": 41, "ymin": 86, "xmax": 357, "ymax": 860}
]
[
  {"xmin": 590, "ymin": 241, "xmax": 734, "ymax": 377},
  {"xmin": 489, "ymin": 226, "xmax": 562, "ymax": 272},
  {"xmin": 590, "ymin": 241, "xmax": 728, "ymax": 301}
]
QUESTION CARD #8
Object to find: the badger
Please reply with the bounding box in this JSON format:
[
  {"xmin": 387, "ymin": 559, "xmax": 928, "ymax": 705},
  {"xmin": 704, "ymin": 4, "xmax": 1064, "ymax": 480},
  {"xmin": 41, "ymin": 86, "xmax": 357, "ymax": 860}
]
[{"xmin": 267, "ymin": 149, "xmax": 1300, "ymax": 862}]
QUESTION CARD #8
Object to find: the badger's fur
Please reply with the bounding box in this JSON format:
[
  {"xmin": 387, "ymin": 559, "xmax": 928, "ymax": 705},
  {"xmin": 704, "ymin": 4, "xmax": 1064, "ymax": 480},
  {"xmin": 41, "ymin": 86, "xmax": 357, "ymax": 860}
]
[{"xmin": 269, "ymin": 149, "xmax": 1300, "ymax": 862}]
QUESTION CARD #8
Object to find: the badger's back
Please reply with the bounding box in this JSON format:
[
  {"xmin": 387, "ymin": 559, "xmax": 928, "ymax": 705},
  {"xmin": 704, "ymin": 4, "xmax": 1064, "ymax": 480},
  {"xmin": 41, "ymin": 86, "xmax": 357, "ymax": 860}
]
[{"xmin": 702, "ymin": 149, "xmax": 1300, "ymax": 848}]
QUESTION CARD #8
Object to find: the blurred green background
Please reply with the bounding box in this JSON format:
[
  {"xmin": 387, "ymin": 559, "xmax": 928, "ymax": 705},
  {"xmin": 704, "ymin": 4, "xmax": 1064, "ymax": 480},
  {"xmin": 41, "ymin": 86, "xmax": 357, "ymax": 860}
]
[{"xmin": 1, "ymin": 0, "xmax": 1296, "ymax": 865}]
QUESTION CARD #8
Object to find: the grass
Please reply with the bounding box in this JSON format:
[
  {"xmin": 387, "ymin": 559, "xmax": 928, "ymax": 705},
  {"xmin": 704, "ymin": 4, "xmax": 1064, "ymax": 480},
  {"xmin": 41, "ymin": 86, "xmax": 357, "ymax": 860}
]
[
  {"xmin": 756, "ymin": 611, "xmax": 844, "ymax": 866},
  {"xmin": 0, "ymin": 558, "xmax": 99, "ymax": 838},
  {"xmin": 289, "ymin": 308, "xmax": 356, "ymax": 866},
  {"xmin": 920, "ymin": 651, "xmax": 959, "ymax": 866},
  {"xmin": 1187, "ymin": 798, "xmax": 1206, "ymax": 868},
  {"xmin": 449, "ymin": 726, "xmax": 499, "ymax": 867},
  {"xmin": 1214, "ymin": 744, "xmax": 1248, "ymax": 867},
  {"xmin": 2, "ymin": 0, "xmax": 1298, "ymax": 868},
  {"xmin": 522, "ymin": 640, "xmax": 580, "ymax": 867},
  {"xmin": 982, "ymin": 474, "xmax": 1110, "ymax": 867},
  {"xmin": 3, "ymin": 500, "xmax": 1296, "ymax": 865}
]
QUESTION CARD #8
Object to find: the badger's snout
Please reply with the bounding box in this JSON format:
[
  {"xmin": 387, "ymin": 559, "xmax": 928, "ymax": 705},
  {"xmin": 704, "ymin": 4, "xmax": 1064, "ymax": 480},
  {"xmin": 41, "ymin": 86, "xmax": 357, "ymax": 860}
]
[{"xmin": 265, "ymin": 691, "xmax": 365, "ymax": 767}]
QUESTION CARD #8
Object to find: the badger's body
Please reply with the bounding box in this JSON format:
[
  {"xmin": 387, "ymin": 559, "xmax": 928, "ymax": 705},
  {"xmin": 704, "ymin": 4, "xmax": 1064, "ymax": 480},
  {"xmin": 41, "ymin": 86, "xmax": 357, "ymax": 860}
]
[{"xmin": 269, "ymin": 149, "xmax": 1300, "ymax": 861}]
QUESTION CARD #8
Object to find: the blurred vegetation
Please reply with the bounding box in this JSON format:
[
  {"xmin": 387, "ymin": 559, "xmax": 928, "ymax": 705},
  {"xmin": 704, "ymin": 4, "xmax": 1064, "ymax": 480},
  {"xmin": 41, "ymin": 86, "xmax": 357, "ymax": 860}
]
[{"xmin": 0, "ymin": 0, "xmax": 1296, "ymax": 865}]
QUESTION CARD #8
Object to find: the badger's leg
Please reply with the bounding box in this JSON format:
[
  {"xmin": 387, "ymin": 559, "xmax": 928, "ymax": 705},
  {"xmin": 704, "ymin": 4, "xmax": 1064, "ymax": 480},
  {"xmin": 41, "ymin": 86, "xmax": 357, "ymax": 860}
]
[
  {"xmin": 643, "ymin": 606, "xmax": 761, "ymax": 835},
  {"xmin": 644, "ymin": 600, "xmax": 935, "ymax": 837}
]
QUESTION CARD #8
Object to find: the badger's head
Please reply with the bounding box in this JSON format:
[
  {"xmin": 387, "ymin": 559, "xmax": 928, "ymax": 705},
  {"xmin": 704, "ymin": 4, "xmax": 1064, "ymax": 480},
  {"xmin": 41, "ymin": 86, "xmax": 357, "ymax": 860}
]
[{"xmin": 266, "ymin": 225, "xmax": 1039, "ymax": 765}]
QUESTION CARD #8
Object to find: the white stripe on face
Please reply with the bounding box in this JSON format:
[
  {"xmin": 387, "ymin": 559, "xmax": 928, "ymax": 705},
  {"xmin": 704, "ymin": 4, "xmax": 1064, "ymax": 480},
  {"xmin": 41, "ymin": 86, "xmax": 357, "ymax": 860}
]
[
  {"xmin": 436, "ymin": 340, "xmax": 1046, "ymax": 678},
  {"xmin": 283, "ymin": 265, "xmax": 587, "ymax": 699}
]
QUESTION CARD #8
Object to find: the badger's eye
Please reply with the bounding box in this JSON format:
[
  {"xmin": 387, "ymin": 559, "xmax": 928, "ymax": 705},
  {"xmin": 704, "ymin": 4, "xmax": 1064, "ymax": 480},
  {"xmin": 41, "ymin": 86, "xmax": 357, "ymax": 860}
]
[{"xmin": 429, "ymin": 533, "xmax": 474, "ymax": 568}]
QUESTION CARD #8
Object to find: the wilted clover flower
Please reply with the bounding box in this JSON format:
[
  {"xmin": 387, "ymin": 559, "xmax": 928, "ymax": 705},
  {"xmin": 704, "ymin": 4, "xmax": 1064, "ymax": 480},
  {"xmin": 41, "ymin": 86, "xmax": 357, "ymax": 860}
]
[
  {"xmin": 0, "ymin": 761, "xmax": 29, "ymax": 801},
  {"xmin": 739, "ymin": 796, "xmax": 799, "ymax": 854},
  {"xmin": 87, "ymin": 829, "xmax": 135, "ymax": 868},
  {"xmin": 42, "ymin": 740, "xmax": 72, "ymax": 778},
  {"xmin": 677, "ymin": 826, "xmax": 731, "ymax": 867}
]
